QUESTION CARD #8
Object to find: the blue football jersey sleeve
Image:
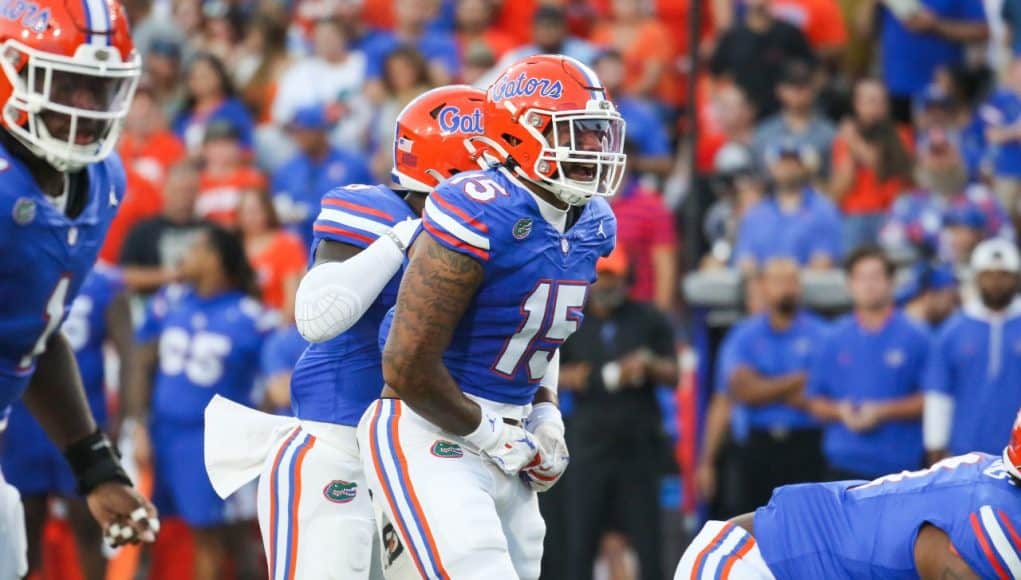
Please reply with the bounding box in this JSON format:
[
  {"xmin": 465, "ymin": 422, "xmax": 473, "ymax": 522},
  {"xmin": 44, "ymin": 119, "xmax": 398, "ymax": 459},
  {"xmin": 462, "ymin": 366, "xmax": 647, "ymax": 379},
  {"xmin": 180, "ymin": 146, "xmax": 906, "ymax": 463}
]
[
  {"xmin": 422, "ymin": 176, "xmax": 493, "ymax": 263},
  {"xmin": 312, "ymin": 184, "xmax": 416, "ymax": 251},
  {"xmin": 953, "ymin": 502, "xmax": 1021, "ymax": 578}
]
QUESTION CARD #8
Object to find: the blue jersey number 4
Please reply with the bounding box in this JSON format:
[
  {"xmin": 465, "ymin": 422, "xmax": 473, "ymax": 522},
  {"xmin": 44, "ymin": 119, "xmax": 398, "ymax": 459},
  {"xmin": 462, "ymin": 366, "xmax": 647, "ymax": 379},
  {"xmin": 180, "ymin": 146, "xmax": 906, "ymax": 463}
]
[{"xmin": 493, "ymin": 280, "xmax": 587, "ymax": 381}]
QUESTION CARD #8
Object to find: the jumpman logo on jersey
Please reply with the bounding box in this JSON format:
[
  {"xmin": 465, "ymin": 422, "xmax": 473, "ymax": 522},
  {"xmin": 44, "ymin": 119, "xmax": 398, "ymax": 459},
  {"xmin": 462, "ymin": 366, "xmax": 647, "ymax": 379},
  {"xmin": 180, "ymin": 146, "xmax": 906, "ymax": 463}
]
[
  {"xmin": 108, "ymin": 185, "xmax": 118, "ymax": 207},
  {"xmin": 597, "ymin": 220, "xmax": 606, "ymax": 239}
]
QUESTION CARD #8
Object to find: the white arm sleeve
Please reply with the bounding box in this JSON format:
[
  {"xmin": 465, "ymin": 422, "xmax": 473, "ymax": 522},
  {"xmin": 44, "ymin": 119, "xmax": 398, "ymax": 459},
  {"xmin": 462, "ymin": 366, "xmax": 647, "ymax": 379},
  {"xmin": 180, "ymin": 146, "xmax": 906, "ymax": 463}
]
[
  {"xmin": 294, "ymin": 233, "xmax": 404, "ymax": 343},
  {"xmin": 540, "ymin": 349, "xmax": 560, "ymax": 393},
  {"xmin": 923, "ymin": 391, "xmax": 954, "ymax": 451}
]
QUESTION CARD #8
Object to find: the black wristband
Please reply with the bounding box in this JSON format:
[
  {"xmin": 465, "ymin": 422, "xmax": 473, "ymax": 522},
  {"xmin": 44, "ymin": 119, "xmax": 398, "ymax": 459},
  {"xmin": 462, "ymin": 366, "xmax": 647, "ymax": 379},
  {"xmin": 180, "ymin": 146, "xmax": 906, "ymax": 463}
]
[{"xmin": 64, "ymin": 429, "xmax": 132, "ymax": 496}]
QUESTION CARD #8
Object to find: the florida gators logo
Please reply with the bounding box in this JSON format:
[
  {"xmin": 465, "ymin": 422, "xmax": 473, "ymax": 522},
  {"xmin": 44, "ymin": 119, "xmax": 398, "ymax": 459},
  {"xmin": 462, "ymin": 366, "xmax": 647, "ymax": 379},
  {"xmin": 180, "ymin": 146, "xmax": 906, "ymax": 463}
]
[
  {"xmin": 323, "ymin": 480, "xmax": 357, "ymax": 504},
  {"xmin": 491, "ymin": 73, "xmax": 564, "ymax": 102},
  {"xmin": 430, "ymin": 440, "xmax": 464, "ymax": 459},
  {"xmin": 438, "ymin": 106, "xmax": 484, "ymax": 134}
]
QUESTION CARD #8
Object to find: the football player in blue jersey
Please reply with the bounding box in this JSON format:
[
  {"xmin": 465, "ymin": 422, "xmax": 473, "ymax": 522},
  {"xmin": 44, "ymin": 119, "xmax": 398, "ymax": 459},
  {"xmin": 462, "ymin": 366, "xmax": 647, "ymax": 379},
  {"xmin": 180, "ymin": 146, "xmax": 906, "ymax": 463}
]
[
  {"xmin": 675, "ymin": 412, "xmax": 1021, "ymax": 579},
  {"xmin": 202, "ymin": 85, "xmax": 492, "ymax": 580},
  {"xmin": 126, "ymin": 224, "xmax": 272, "ymax": 580},
  {"xmin": 355, "ymin": 54, "xmax": 625, "ymax": 579},
  {"xmin": 0, "ymin": 2, "xmax": 156, "ymax": 574},
  {"xmin": 1, "ymin": 264, "xmax": 132, "ymax": 580}
]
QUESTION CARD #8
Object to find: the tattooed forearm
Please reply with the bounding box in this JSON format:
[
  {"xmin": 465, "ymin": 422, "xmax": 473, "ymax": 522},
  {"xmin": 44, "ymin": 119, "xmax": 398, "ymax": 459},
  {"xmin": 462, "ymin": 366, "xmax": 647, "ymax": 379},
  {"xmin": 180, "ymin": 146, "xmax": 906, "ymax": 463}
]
[{"xmin": 382, "ymin": 233, "xmax": 484, "ymax": 435}]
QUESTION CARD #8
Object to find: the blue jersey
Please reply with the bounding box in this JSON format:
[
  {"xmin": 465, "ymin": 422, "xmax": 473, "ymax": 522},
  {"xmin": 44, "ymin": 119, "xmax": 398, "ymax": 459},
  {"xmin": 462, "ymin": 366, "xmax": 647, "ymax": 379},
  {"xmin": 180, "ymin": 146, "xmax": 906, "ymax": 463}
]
[
  {"xmin": 417, "ymin": 167, "xmax": 616, "ymax": 405},
  {"xmin": 925, "ymin": 303, "xmax": 1021, "ymax": 455},
  {"xmin": 138, "ymin": 285, "xmax": 271, "ymax": 426},
  {"xmin": 62, "ymin": 264, "xmax": 124, "ymax": 427},
  {"xmin": 756, "ymin": 452, "xmax": 1021, "ymax": 579},
  {"xmin": 0, "ymin": 145, "xmax": 125, "ymax": 411},
  {"xmin": 808, "ymin": 311, "xmax": 929, "ymax": 477},
  {"xmin": 289, "ymin": 184, "xmax": 416, "ymax": 426}
]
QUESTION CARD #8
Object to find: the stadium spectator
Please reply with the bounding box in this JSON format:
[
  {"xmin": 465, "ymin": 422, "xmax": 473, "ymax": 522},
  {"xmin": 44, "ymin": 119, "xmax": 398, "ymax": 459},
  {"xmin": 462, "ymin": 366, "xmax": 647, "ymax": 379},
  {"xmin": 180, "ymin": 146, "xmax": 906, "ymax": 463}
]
[
  {"xmin": 734, "ymin": 141, "xmax": 843, "ymax": 273},
  {"xmin": 590, "ymin": 0, "xmax": 680, "ymax": 108},
  {"xmin": 807, "ymin": 247, "xmax": 929, "ymax": 480},
  {"xmin": 752, "ymin": 60, "xmax": 836, "ymax": 180},
  {"xmin": 142, "ymin": 38, "xmax": 186, "ymax": 118},
  {"xmin": 770, "ymin": 0, "xmax": 849, "ymax": 65},
  {"xmin": 370, "ymin": 47, "xmax": 434, "ymax": 181},
  {"xmin": 234, "ymin": 14, "xmax": 291, "ymax": 126},
  {"xmin": 119, "ymin": 85, "xmax": 187, "ymax": 189},
  {"xmin": 259, "ymin": 324, "xmax": 307, "ymax": 413},
  {"xmin": 861, "ymin": 0, "xmax": 988, "ymax": 122},
  {"xmin": 120, "ymin": 162, "xmax": 205, "ymax": 294},
  {"xmin": 173, "ymin": 52, "xmax": 254, "ymax": 154},
  {"xmin": 461, "ymin": 41, "xmax": 498, "ymax": 86},
  {"xmin": 981, "ymin": 57, "xmax": 1021, "ymax": 225},
  {"xmin": 271, "ymin": 104, "xmax": 372, "ymax": 248},
  {"xmin": 195, "ymin": 122, "xmax": 266, "ymax": 227},
  {"xmin": 696, "ymin": 85, "xmax": 758, "ymax": 175},
  {"xmin": 830, "ymin": 78, "xmax": 914, "ymax": 251},
  {"xmin": 897, "ymin": 262, "xmax": 959, "ymax": 329},
  {"xmin": 237, "ymin": 189, "xmax": 306, "ymax": 322},
  {"xmin": 455, "ymin": 0, "xmax": 516, "ymax": 62},
  {"xmin": 924, "ymin": 239, "xmax": 1021, "ymax": 463},
  {"xmin": 491, "ymin": 5, "xmax": 597, "ymax": 80},
  {"xmin": 712, "ymin": 258, "xmax": 827, "ymax": 513},
  {"xmin": 271, "ymin": 17, "xmax": 366, "ymax": 129},
  {"xmin": 559, "ymin": 249, "xmax": 679, "ymax": 580},
  {"xmin": 610, "ymin": 158, "xmax": 679, "ymax": 311},
  {"xmin": 362, "ymin": 0, "xmax": 459, "ymax": 96},
  {"xmin": 127, "ymin": 224, "xmax": 269, "ymax": 580},
  {"xmin": 914, "ymin": 81, "xmax": 987, "ymax": 180},
  {"xmin": 593, "ymin": 50, "xmax": 674, "ymax": 179},
  {"xmin": 880, "ymin": 128, "xmax": 1013, "ymax": 264},
  {"xmin": 710, "ymin": 0, "xmax": 815, "ymax": 120},
  {"xmin": 702, "ymin": 144, "xmax": 765, "ymax": 269}
]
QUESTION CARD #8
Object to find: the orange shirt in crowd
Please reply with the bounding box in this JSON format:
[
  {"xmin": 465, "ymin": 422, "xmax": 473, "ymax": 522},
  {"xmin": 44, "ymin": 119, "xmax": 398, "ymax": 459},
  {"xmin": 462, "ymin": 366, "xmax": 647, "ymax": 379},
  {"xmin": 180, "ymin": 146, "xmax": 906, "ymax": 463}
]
[
  {"xmin": 249, "ymin": 231, "xmax": 307, "ymax": 312},
  {"xmin": 771, "ymin": 0, "xmax": 848, "ymax": 51},
  {"xmin": 196, "ymin": 167, "xmax": 266, "ymax": 227},
  {"xmin": 494, "ymin": 0, "xmax": 539, "ymax": 45},
  {"xmin": 832, "ymin": 127, "xmax": 914, "ymax": 215},
  {"xmin": 99, "ymin": 168, "xmax": 162, "ymax": 264},
  {"xmin": 118, "ymin": 131, "xmax": 187, "ymax": 189},
  {"xmin": 590, "ymin": 19, "xmax": 682, "ymax": 106}
]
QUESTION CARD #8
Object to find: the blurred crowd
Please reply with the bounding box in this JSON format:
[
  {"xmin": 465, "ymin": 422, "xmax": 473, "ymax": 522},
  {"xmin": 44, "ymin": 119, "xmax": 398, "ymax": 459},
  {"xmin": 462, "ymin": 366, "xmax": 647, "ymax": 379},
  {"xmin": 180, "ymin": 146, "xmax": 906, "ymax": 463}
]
[{"xmin": 5, "ymin": 0, "xmax": 1021, "ymax": 577}]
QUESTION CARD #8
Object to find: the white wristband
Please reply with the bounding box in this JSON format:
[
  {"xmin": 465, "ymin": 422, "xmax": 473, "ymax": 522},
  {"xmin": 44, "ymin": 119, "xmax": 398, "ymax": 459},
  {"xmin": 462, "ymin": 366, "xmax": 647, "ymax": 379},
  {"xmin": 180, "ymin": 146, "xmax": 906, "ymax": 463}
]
[
  {"xmin": 463, "ymin": 410, "xmax": 504, "ymax": 452},
  {"xmin": 527, "ymin": 402, "xmax": 564, "ymax": 436}
]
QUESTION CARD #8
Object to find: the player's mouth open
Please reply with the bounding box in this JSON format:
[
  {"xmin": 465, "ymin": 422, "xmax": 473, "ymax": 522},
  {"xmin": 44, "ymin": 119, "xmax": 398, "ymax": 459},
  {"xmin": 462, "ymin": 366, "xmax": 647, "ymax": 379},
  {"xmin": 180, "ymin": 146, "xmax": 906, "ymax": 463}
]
[{"xmin": 563, "ymin": 162, "xmax": 597, "ymax": 182}]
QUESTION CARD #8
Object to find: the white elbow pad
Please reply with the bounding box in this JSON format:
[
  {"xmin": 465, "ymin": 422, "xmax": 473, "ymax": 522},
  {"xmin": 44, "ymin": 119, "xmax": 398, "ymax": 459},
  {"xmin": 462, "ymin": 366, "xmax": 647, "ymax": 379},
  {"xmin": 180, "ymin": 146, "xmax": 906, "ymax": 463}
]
[
  {"xmin": 923, "ymin": 392, "xmax": 954, "ymax": 451},
  {"xmin": 295, "ymin": 233, "xmax": 406, "ymax": 343}
]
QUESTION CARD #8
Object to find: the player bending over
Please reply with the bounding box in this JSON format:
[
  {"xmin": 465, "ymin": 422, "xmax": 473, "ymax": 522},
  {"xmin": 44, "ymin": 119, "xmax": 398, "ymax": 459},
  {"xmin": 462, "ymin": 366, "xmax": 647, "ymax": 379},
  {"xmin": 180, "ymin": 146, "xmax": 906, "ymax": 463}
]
[
  {"xmin": 0, "ymin": 2, "xmax": 156, "ymax": 576},
  {"xmin": 356, "ymin": 54, "xmax": 625, "ymax": 579},
  {"xmin": 676, "ymin": 409, "xmax": 1021, "ymax": 579},
  {"xmin": 203, "ymin": 85, "xmax": 490, "ymax": 580}
]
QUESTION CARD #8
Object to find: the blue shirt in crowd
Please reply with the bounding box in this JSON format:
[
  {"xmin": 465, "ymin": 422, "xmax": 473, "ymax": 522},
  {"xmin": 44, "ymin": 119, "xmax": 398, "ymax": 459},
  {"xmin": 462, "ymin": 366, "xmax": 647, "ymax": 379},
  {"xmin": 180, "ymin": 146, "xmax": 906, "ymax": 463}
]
[
  {"xmin": 717, "ymin": 312, "xmax": 828, "ymax": 433},
  {"xmin": 260, "ymin": 325, "xmax": 308, "ymax": 380},
  {"xmin": 734, "ymin": 188, "xmax": 843, "ymax": 268},
  {"xmin": 616, "ymin": 97, "xmax": 671, "ymax": 159},
  {"xmin": 980, "ymin": 89, "xmax": 1021, "ymax": 179},
  {"xmin": 879, "ymin": 0, "xmax": 986, "ymax": 97},
  {"xmin": 362, "ymin": 32, "xmax": 460, "ymax": 81},
  {"xmin": 808, "ymin": 311, "xmax": 929, "ymax": 477},
  {"xmin": 172, "ymin": 97, "xmax": 254, "ymax": 151},
  {"xmin": 271, "ymin": 147, "xmax": 373, "ymax": 249},
  {"xmin": 924, "ymin": 301, "xmax": 1021, "ymax": 455}
]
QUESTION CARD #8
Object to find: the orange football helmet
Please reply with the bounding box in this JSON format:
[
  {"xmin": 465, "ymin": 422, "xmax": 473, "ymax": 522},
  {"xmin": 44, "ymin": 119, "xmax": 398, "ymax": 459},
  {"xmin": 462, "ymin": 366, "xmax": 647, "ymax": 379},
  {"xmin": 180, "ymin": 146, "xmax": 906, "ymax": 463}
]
[
  {"xmin": 0, "ymin": 0, "xmax": 141, "ymax": 171},
  {"xmin": 391, "ymin": 84, "xmax": 488, "ymax": 192},
  {"xmin": 483, "ymin": 54, "xmax": 626, "ymax": 206},
  {"xmin": 1004, "ymin": 408, "xmax": 1021, "ymax": 480}
]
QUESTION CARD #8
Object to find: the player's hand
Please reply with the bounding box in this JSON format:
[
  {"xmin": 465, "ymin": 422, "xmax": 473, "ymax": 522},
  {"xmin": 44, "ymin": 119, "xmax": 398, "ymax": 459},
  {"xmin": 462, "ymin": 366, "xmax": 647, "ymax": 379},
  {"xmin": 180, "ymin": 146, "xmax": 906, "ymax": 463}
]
[
  {"xmin": 838, "ymin": 401, "xmax": 861, "ymax": 431},
  {"xmin": 853, "ymin": 402, "xmax": 882, "ymax": 432},
  {"xmin": 87, "ymin": 482, "xmax": 159, "ymax": 548},
  {"xmin": 696, "ymin": 459, "xmax": 717, "ymax": 502},
  {"xmin": 465, "ymin": 410, "xmax": 542, "ymax": 477},
  {"xmin": 904, "ymin": 8, "xmax": 938, "ymax": 33},
  {"xmin": 522, "ymin": 403, "xmax": 569, "ymax": 492},
  {"xmin": 617, "ymin": 350, "xmax": 649, "ymax": 387}
]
